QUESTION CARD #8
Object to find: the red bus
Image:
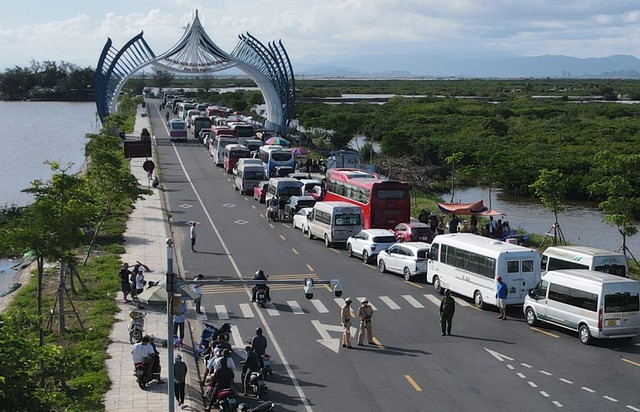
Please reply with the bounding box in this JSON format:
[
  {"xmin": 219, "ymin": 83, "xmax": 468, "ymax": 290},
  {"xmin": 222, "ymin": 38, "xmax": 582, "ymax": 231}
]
[
  {"xmin": 223, "ymin": 144, "xmax": 251, "ymax": 174},
  {"xmin": 323, "ymin": 168, "xmax": 410, "ymax": 229}
]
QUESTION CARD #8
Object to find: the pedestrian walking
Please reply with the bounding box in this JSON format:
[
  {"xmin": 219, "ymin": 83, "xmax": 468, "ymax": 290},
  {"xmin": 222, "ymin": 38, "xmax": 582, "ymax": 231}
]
[
  {"xmin": 190, "ymin": 221, "xmax": 197, "ymax": 252},
  {"xmin": 174, "ymin": 297, "xmax": 187, "ymax": 345},
  {"xmin": 439, "ymin": 289, "xmax": 455, "ymax": 336},
  {"xmin": 174, "ymin": 354, "xmax": 188, "ymax": 409},
  {"xmin": 135, "ymin": 267, "xmax": 146, "ymax": 308},
  {"xmin": 357, "ymin": 298, "xmax": 374, "ymax": 346},
  {"xmin": 193, "ymin": 274, "xmax": 204, "ymax": 314},
  {"xmin": 119, "ymin": 262, "xmax": 133, "ymax": 302},
  {"xmin": 341, "ymin": 297, "xmax": 353, "ymax": 348},
  {"xmin": 496, "ymin": 276, "xmax": 509, "ymax": 320}
]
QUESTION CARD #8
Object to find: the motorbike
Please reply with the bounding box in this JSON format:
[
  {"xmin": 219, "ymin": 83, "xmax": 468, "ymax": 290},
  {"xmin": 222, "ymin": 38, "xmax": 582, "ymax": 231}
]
[
  {"xmin": 134, "ymin": 342, "xmax": 161, "ymax": 389},
  {"xmin": 260, "ymin": 354, "xmax": 273, "ymax": 378},
  {"xmin": 128, "ymin": 311, "xmax": 145, "ymax": 344},
  {"xmin": 243, "ymin": 370, "xmax": 267, "ymax": 399},
  {"xmin": 237, "ymin": 401, "xmax": 276, "ymax": 412},
  {"xmin": 266, "ymin": 203, "xmax": 278, "ymax": 221},
  {"xmin": 212, "ymin": 387, "xmax": 238, "ymax": 412},
  {"xmin": 197, "ymin": 321, "xmax": 232, "ymax": 357},
  {"xmin": 254, "ymin": 286, "xmax": 268, "ymax": 308}
]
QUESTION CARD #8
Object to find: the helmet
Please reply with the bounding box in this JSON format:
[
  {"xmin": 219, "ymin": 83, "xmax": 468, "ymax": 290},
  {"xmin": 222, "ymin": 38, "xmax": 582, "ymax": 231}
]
[
  {"xmin": 256, "ymin": 327, "xmax": 263, "ymax": 336},
  {"xmin": 245, "ymin": 345, "xmax": 253, "ymax": 352},
  {"xmin": 444, "ymin": 289, "xmax": 451, "ymax": 296},
  {"xmin": 255, "ymin": 269, "xmax": 264, "ymax": 277}
]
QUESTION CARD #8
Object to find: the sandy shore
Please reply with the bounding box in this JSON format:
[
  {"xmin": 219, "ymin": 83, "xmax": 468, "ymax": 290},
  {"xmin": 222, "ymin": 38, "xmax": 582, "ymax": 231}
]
[{"xmin": 0, "ymin": 262, "xmax": 34, "ymax": 313}]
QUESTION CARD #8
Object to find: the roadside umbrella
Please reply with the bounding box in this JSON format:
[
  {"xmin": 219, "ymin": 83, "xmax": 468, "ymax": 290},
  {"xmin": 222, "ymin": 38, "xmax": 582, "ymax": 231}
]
[
  {"xmin": 136, "ymin": 281, "xmax": 199, "ymax": 304},
  {"xmin": 290, "ymin": 147, "xmax": 308, "ymax": 156},
  {"xmin": 265, "ymin": 136, "xmax": 290, "ymax": 146}
]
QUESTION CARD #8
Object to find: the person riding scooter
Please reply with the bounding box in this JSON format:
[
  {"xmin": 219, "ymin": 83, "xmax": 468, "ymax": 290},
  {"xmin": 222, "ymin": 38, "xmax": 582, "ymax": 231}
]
[
  {"xmin": 266, "ymin": 197, "xmax": 278, "ymax": 221},
  {"xmin": 251, "ymin": 270, "xmax": 271, "ymax": 303}
]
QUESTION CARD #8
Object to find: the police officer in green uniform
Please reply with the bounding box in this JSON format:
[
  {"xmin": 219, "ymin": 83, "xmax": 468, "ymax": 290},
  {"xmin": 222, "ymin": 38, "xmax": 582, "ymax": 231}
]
[{"xmin": 439, "ymin": 289, "xmax": 455, "ymax": 336}]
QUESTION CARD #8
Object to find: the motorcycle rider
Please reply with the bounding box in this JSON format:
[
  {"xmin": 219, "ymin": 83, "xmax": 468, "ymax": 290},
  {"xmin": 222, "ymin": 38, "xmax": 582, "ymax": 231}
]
[
  {"xmin": 251, "ymin": 270, "xmax": 271, "ymax": 303},
  {"xmin": 251, "ymin": 327, "xmax": 268, "ymax": 369},
  {"xmin": 131, "ymin": 335, "xmax": 155, "ymax": 384},
  {"xmin": 165, "ymin": 111, "xmax": 170, "ymax": 121},
  {"xmin": 242, "ymin": 345, "xmax": 261, "ymax": 396},
  {"xmin": 266, "ymin": 196, "xmax": 278, "ymax": 221},
  {"xmin": 207, "ymin": 349, "xmax": 235, "ymax": 411}
]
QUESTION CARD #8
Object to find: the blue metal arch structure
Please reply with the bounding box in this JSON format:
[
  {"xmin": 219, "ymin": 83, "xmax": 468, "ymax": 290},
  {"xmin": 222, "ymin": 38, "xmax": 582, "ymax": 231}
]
[{"xmin": 95, "ymin": 10, "xmax": 295, "ymax": 134}]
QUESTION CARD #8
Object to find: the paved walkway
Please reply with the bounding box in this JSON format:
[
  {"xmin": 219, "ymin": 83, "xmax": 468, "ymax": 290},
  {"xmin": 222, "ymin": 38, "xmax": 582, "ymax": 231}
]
[{"xmin": 103, "ymin": 105, "xmax": 201, "ymax": 411}]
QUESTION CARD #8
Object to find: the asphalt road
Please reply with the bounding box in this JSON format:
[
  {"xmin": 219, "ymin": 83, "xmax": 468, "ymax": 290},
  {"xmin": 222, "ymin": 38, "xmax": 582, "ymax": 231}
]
[{"xmin": 147, "ymin": 100, "xmax": 640, "ymax": 411}]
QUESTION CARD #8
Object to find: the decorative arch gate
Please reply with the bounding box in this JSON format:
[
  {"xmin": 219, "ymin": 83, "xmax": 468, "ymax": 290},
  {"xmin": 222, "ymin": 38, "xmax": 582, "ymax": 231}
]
[{"xmin": 95, "ymin": 10, "xmax": 295, "ymax": 134}]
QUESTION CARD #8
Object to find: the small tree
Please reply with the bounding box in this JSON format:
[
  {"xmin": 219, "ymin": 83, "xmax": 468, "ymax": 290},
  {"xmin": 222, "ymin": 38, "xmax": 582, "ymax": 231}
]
[
  {"xmin": 445, "ymin": 152, "xmax": 464, "ymax": 202},
  {"xmin": 529, "ymin": 168, "xmax": 567, "ymax": 246}
]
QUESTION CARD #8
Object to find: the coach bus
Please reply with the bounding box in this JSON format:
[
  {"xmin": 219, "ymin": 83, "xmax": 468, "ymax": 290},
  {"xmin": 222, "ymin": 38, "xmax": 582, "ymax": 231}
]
[
  {"xmin": 427, "ymin": 233, "xmax": 541, "ymax": 309},
  {"xmin": 210, "ymin": 134, "xmax": 239, "ymax": 166},
  {"xmin": 257, "ymin": 146, "xmax": 295, "ymax": 178},
  {"xmin": 323, "ymin": 168, "xmax": 410, "ymax": 229},
  {"xmin": 168, "ymin": 119, "xmax": 187, "ymax": 141},
  {"xmin": 223, "ymin": 144, "xmax": 251, "ymax": 174}
]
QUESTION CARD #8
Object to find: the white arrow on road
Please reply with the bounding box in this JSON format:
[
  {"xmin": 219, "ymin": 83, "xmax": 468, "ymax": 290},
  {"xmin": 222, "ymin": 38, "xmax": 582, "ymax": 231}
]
[
  {"xmin": 311, "ymin": 320, "xmax": 355, "ymax": 353},
  {"xmin": 484, "ymin": 347, "xmax": 515, "ymax": 362}
]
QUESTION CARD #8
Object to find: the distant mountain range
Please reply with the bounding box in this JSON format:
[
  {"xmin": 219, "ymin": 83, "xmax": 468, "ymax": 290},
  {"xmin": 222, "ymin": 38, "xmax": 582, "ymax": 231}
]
[{"xmin": 292, "ymin": 53, "xmax": 640, "ymax": 79}]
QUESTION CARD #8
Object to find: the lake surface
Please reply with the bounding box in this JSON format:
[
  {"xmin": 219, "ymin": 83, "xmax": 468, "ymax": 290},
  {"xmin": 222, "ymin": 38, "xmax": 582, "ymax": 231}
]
[
  {"xmin": 446, "ymin": 186, "xmax": 640, "ymax": 253},
  {"xmin": 0, "ymin": 101, "xmax": 98, "ymax": 207}
]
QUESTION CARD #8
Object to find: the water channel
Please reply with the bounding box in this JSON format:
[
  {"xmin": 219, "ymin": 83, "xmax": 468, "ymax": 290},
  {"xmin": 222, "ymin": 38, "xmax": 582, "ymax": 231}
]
[{"xmin": 446, "ymin": 186, "xmax": 639, "ymax": 254}]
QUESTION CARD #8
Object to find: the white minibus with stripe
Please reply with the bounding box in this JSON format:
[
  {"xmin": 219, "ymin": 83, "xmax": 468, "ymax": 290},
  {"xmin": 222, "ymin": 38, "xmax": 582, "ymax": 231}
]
[
  {"xmin": 542, "ymin": 246, "xmax": 628, "ymax": 277},
  {"xmin": 427, "ymin": 233, "xmax": 541, "ymax": 309}
]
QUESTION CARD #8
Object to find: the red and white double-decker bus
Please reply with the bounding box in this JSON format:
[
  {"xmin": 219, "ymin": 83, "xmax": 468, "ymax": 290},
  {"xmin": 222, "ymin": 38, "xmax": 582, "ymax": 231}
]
[{"xmin": 323, "ymin": 168, "xmax": 410, "ymax": 229}]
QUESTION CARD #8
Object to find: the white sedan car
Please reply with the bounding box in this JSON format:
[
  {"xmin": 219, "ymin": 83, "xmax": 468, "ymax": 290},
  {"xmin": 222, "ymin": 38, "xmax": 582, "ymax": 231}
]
[
  {"xmin": 376, "ymin": 242, "xmax": 431, "ymax": 281},
  {"xmin": 346, "ymin": 229, "xmax": 397, "ymax": 264},
  {"xmin": 292, "ymin": 207, "xmax": 313, "ymax": 232}
]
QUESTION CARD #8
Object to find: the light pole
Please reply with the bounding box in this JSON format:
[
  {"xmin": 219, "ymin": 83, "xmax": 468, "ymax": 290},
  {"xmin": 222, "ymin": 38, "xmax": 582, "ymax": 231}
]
[{"xmin": 166, "ymin": 238, "xmax": 175, "ymax": 412}]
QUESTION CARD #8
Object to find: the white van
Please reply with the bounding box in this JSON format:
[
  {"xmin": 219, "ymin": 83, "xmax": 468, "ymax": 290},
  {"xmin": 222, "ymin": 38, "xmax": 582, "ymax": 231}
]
[
  {"xmin": 265, "ymin": 178, "xmax": 303, "ymax": 204},
  {"xmin": 542, "ymin": 246, "xmax": 628, "ymax": 277},
  {"xmin": 306, "ymin": 201, "xmax": 363, "ymax": 247},
  {"xmin": 524, "ymin": 269, "xmax": 640, "ymax": 344},
  {"xmin": 234, "ymin": 161, "xmax": 265, "ymax": 195}
]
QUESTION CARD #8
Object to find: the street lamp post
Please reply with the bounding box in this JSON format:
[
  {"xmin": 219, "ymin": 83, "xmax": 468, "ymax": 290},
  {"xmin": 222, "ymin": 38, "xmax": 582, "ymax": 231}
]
[{"xmin": 166, "ymin": 238, "xmax": 175, "ymax": 412}]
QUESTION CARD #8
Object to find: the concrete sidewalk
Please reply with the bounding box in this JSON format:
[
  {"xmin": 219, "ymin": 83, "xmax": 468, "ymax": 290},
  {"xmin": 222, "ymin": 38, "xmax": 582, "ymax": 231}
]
[{"xmin": 103, "ymin": 105, "xmax": 201, "ymax": 411}]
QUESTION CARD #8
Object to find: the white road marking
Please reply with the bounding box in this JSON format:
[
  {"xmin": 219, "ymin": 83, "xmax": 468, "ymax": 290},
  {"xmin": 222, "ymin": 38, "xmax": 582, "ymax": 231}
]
[
  {"xmin": 402, "ymin": 295, "xmax": 425, "ymax": 308},
  {"xmin": 626, "ymin": 405, "xmax": 640, "ymax": 411},
  {"xmin": 604, "ymin": 396, "xmax": 618, "ymax": 402},
  {"xmin": 540, "ymin": 370, "xmax": 553, "ymax": 376},
  {"xmin": 288, "ymin": 300, "xmax": 304, "ymax": 314},
  {"xmin": 528, "ymin": 381, "xmax": 537, "ymax": 388},
  {"xmin": 559, "ymin": 378, "xmax": 573, "ymax": 384},
  {"xmin": 552, "ymin": 401, "xmax": 563, "ymax": 407},
  {"xmin": 379, "ymin": 296, "xmax": 401, "ymax": 309},
  {"xmin": 239, "ymin": 303, "xmax": 254, "ymax": 318},
  {"xmin": 506, "ymin": 364, "xmax": 515, "ymax": 370},
  {"xmin": 424, "ymin": 294, "xmax": 441, "ymax": 306},
  {"xmin": 311, "ymin": 299, "xmax": 329, "ymax": 313},
  {"xmin": 453, "ymin": 297, "xmax": 470, "ymax": 307},
  {"xmin": 265, "ymin": 302, "xmax": 280, "ymax": 316},
  {"xmin": 356, "ymin": 297, "xmax": 377, "ymax": 310},
  {"xmin": 581, "ymin": 387, "xmax": 595, "ymax": 393},
  {"xmin": 215, "ymin": 304, "xmax": 229, "ymax": 320},
  {"xmin": 485, "ymin": 348, "xmax": 515, "ymax": 362},
  {"xmin": 516, "ymin": 372, "xmax": 526, "ymax": 379},
  {"xmin": 231, "ymin": 325, "xmax": 243, "ymax": 351},
  {"xmin": 521, "ymin": 363, "xmax": 532, "ymax": 368},
  {"xmin": 540, "ymin": 391, "xmax": 550, "ymax": 397}
]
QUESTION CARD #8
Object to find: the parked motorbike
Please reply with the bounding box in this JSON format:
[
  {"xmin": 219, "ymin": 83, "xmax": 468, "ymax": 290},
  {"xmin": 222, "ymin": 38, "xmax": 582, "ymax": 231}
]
[
  {"xmin": 214, "ymin": 387, "xmax": 239, "ymax": 412},
  {"xmin": 237, "ymin": 401, "xmax": 276, "ymax": 412},
  {"xmin": 243, "ymin": 370, "xmax": 267, "ymax": 399},
  {"xmin": 197, "ymin": 321, "xmax": 232, "ymax": 357},
  {"xmin": 128, "ymin": 311, "xmax": 145, "ymax": 344}
]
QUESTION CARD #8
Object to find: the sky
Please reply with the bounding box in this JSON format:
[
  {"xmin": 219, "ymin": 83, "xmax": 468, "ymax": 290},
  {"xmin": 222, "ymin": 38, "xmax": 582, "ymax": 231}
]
[{"xmin": 2, "ymin": 0, "xmax": 640, "ymax": 70}]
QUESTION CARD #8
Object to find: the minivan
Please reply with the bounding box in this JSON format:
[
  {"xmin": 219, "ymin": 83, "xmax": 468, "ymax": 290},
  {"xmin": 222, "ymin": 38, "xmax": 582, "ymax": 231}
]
[
  {"xmin": 524, "ymin": 269, "xmax": 640, "ymax": 344},
  {"xmin": 542, "ymin": 246, "xmax": 628, "ymax": 277},
  {"xmin": 234, "ymin": 161, "xmax": 265, "ymax": 195},
  {"xmin": 306, "ymin": 201, "xmax": 363, "ymax": 247}
]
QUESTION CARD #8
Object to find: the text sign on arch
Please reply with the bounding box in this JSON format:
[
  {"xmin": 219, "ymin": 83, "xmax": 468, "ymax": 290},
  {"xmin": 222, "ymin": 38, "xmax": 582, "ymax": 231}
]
[{"xmin": 124, "ymin": 141, "xmax": 152, "ymax": 158}]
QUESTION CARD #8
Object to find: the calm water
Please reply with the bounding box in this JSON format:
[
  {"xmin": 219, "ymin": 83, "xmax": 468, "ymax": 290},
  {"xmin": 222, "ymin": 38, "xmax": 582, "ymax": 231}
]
[
  {"xmin": 446, "ymin": 187, "xmax": 640, "ymax": 253},
  {"xmin": 0, "ymin": 101, "xmax": 98, "ymax": 207}
]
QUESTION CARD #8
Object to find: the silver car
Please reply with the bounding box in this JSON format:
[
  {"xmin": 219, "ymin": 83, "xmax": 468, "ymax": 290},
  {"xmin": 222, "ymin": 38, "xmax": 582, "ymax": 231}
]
[{"xmin": 377, "ymin": 242, "xmax": 430, "ymax": 281}]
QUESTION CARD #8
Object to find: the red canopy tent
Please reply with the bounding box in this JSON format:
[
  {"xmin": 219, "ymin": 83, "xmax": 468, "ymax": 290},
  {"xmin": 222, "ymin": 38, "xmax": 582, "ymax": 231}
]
[{"xmin": 436, "ymin": 200, "xmax": 502, "ymax": 216}]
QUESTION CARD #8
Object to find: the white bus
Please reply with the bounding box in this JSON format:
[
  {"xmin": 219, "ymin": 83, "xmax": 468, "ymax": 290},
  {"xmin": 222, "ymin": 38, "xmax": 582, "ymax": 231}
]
[
  {"xmin": 257, "ymin": 146, "xmax": 295, "ymax": 178},
  {"xmin": 542, "ymin": 246, "xmax": 628, "ymax": 277},
  {"xmin": 168, "ymin": 119, "xmax": 187, "ymax": 141},
  {"xmin": 209, "ymin": 135, "xmax": 238, "ymax": 166},
  {"xmin": 427, "ymin": 233, "xmax": 541, "ymax": 309}
]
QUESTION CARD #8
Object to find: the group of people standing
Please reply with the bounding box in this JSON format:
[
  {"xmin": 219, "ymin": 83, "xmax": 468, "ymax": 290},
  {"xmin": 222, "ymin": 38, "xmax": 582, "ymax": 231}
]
[
  {"xmin": 340, "ymin": 297, "xmax": 375, "ymax": 348},
  {"xmin": 118, "ymin": 261, "xmax": 151, "ymax": 307}
]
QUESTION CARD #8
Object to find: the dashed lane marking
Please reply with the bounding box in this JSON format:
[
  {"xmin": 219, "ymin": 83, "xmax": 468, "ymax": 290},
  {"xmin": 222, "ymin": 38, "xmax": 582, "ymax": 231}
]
[
  {"xmin": 268, "ymin": 223, "xmax": 274, "ymax": 228},
  {"xmin": 551, "ymin": 401, "xmax": 563, "ymax": 407},
  {"xmin": 516, "ymin": 372, "xmax": 526, "ymax": 379},
  {"xmin": 506, "ymin": 364, "xmax": 515, "ymax": 370},
  {"xmin": 528, "ymin": 381, "xmax": 537, "ymax": 388},
  {"xmin": 292, "ymin": 248, "xmax": 299, "ymax": 254},
  {"xmin": 379, "ymin": 296, "xmax": 401, "ymax": 310},
  {"xmin": 627, "ymin": 405, "xmax": 640, "ymax": 411},
  {"xmin": 521, "ymin": 363, "xmax": 533, "ymax": 368},
  {"xmin": 559, "ymin": 378, "xmax": 573, "ymax": 384},
  {"xmin": 540, "ymin": 391, "xmax": 550, "ymax": 397},
  {"xmin": 279, "ymin": 235, "xmax": 286, "ymax": 240},
  {"xmin": 404, "ymin": 375, "xmax": 423, "ymax": 392},
  {"xmin": 540, "ymin": 370, "xmax": 553, "ymax": 376},
  {"xmin": 604, "ymin": 396, "xmax": 618, "ymax": 402},
  {"xmin": 581, "ymin": 387, "xmax": 595, "ymax": 393},
  {"xmin": 530, "ymin": 327, "xmax": 560, "ymax": 338},
  {"xmin": 306, "ymin": 264, "xmax": 314, "ymax": 272},
  {"xmin": 621, "ymin": 357, "xmax": 640, "ymax": 368},
  {"xmin": 402, "ymin": 295, "xmax": 425, "ymax": 308}
]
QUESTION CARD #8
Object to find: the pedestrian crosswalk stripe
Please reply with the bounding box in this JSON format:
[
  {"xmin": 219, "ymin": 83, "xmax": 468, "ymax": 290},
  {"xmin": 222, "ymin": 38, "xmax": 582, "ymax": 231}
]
[
  {"xmin": 454, "ymin": 297, "xmax": 470, "ymax": 307},
  {"xmin": 379, "ymin": 296, "xmax": 401, "ymax": 310},
  {"xmin": 311, "ymin": 299, "xmax": 329, "ymax": 313},
  {"xmin": 231, "ymin": 325, "xmax": 243, "ymax": 350},
  {"xmin": 402, "ymin": 295, "xmax": 425, "ymax": 308},
  {"xmin": 265, "ymin": 303, "xmax": 279, "ymax": 317},
  {"xmin": 334, "ymin": 298, "xmax": 355, "ymax": 317},
  {"xmin": 215, "ymin": 305, "xmax": 229, "ymax": 320},
  {"xmin": 288, "ymin": 300, "xmax": 304, "ymax": 314},
  {"xmin": 239, "ymin": 303, "xmax": 254, "ymax": 318},
  {"xmin": 424, "ymin": 294, "xmax": 441, "ymax": 306}
]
